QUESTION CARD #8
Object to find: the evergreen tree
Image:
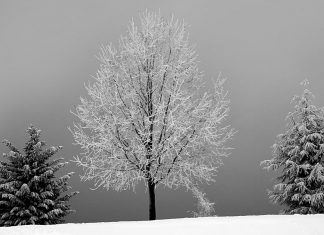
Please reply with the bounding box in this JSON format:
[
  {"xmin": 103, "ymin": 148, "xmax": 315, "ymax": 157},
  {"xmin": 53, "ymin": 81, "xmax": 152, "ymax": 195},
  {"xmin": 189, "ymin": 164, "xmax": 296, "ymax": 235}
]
[
  {"xmin": 262, "ymin": 80, "xmax": 324, "ymax": 214},
  {"xmin": 0, "ymin": 126, "xmax": 78, "ymax": 226}
]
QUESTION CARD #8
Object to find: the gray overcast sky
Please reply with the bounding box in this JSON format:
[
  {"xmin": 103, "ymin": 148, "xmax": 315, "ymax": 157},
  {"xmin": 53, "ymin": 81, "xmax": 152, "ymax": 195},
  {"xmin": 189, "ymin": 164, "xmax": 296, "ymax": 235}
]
[{"xmin": 1, "ymin": 0, "xmax": 324, "ymax": 223}]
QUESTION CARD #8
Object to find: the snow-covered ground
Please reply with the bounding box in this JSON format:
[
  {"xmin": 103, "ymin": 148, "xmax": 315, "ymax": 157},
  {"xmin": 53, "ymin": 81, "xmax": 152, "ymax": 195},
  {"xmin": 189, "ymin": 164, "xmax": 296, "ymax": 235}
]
[{"xmin": 0, "ymin": 215, "xmax": 323, "ymax": 235}]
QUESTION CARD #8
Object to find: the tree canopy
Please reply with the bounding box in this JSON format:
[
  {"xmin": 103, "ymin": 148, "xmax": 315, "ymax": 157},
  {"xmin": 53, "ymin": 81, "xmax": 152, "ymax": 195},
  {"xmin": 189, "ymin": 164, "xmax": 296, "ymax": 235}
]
[{"xmin": 71, "ymin": 11, "xmax": 235, "ymax": 219}]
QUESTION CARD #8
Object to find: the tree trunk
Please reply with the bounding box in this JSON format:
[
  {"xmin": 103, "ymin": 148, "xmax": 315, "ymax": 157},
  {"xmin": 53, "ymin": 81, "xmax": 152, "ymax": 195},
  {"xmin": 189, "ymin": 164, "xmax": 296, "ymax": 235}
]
[{"xmin": 148, "ymin": 179, "xmax": 156, "ymax": 220}]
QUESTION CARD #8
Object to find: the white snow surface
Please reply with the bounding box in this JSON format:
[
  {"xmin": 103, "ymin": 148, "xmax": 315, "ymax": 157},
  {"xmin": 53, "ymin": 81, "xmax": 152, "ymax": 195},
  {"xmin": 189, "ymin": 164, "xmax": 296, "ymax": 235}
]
[{"xmin": 0, "ymin": 215, "xmax": 323, "ymax": 235}]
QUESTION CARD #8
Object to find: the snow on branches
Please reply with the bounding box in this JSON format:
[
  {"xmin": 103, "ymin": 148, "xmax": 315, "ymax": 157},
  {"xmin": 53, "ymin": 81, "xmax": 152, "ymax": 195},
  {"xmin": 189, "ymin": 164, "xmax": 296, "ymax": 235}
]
[
  {"xmin": 262, "ymin": 80, "xmax": 324, "ymax": 214},
  {"xmin": 0, "ymin": 126, "xmax": 78, "ymax": 226},
  {"xmin": 70, "ymin": 12, "xmax": 235, "ymax": 210}
]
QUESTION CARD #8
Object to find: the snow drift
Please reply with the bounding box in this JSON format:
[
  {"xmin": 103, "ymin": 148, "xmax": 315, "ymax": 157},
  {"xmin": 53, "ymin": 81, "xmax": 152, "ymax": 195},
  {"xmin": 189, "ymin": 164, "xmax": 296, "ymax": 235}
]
[{"xmin": 0, "ymin": 215, "xmax": 322, "ymax": 235}]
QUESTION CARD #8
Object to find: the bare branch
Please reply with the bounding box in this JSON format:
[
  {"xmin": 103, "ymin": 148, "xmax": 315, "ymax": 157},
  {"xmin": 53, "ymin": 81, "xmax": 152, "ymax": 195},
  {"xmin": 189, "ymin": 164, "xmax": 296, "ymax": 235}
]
[{"xmin": 71, "ymin": 12, "xmax": 235, "ymax": 193}]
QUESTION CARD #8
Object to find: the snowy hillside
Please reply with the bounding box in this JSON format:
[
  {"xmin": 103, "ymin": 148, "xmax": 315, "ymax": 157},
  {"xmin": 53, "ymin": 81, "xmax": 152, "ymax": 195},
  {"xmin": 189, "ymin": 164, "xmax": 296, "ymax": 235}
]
[{"xmin": 0, "ymin": 215, "xmax": 323, "ymax": 235}]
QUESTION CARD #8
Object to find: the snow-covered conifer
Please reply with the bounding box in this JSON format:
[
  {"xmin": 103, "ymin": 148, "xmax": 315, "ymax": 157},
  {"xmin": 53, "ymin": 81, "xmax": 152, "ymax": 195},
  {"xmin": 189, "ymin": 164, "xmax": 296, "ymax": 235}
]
[
  {"xmin": 70, "ymin": 11, "xmax": 235, "ymax": 220},
  {"xmin": 262, "ymin": 80, "xmax": 324, "ymax": 214},
  {"xmin": 0, "ymin": 126, "xmax": 78, "ymax": 226}
]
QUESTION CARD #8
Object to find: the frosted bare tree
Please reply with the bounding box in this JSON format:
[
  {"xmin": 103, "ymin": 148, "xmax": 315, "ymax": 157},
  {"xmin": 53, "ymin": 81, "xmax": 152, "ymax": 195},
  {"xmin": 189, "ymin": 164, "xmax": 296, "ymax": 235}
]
[{"xmin": 70, "ymin": 12, "xmax": 235, "ymax": 220}]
